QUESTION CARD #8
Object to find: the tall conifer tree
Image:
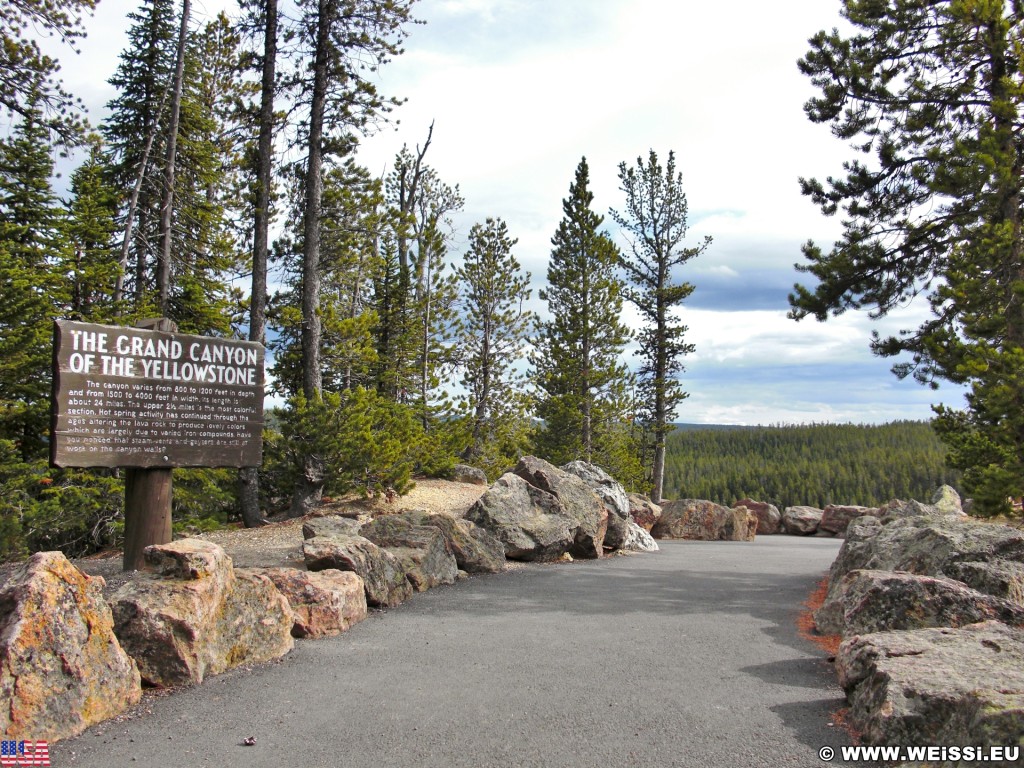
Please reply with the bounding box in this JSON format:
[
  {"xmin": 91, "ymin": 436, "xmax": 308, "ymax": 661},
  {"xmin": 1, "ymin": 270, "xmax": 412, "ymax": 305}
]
[
  {"xmin": 533, "ymin": 157, "xmax": 637, "ymax": 482},
  {"xmin": 0, "ymin": 102, "xmax": 62, "ymax": 460},
  {"xmin": 455, "ymin": 217, "xmax": 534, "ymax": 476},
  {"xmin": 611, "ymin": 150, "xmax": 710, "ymax": 502}
]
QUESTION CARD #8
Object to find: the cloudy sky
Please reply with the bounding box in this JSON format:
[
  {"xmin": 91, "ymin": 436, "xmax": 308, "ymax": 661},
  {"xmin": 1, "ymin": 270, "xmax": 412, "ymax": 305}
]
[{"xmin": 54, "ymin": 0, "xmax": 968, "ymax": 425}]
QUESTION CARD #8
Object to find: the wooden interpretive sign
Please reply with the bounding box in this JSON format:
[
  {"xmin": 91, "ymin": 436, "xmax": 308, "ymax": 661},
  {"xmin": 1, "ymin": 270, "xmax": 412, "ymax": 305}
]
[{"xmin": 51, "ymin": 320, "xmax": 265, "ymax": 469}]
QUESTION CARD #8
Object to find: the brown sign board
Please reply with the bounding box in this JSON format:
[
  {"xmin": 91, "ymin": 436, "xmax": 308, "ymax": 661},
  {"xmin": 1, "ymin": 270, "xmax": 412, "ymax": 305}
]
[{"xmin": 51, "ymin": 320, "xmax": 265, "ymax": 469}]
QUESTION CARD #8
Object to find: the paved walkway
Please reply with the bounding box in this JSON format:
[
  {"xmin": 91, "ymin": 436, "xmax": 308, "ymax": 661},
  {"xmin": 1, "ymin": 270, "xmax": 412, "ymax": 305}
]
[{"xmin": 54, "ymin": 537, "xmax": 857, "ymax": 768}]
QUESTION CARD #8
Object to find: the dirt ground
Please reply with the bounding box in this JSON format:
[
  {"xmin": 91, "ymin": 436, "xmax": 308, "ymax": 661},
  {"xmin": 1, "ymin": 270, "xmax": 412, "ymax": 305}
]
[{"xmin": 3, "ymin": 478, "xmax": 489, "ymax": 597}]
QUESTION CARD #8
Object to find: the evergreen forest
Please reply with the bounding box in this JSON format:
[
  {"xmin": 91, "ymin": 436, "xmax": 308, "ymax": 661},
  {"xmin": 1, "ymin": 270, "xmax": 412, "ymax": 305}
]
[
  {"xmin": 2, "ymin": 0, "xmax": 1023, "ymax": 562},
  {"xmin": 663, "ymin": 422, "xmax": 961, "ymax": 510}
]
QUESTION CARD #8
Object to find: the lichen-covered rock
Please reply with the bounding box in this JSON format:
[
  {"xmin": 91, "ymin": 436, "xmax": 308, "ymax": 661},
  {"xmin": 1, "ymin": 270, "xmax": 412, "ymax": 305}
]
[
  {"xmin": 815, "ymin": 569, "xmax": 1024, "ymax": 636},
  {"xmin": 561, "ymin": 461, "xmax": 630, "ymax": 518},
  {"xmin": 0, "ymin": 552, "xmax": 142, "ymax": 741},
  {"xmin": 465, "ymin": 458, "xmax": 610, "ymax": 561},
  {"xmin": 465, "ymin": 474, "xmax": 575, "ymax": 561},
  {"xmin": 822, "ymin": 515, "xmax": 1024, "ymax": 608},
  {"xmin": 302, "ymin": 516, "xmax": 362, "ymax": 540},
  {"xmin": 394, "ymin": 511, "xmax": 506, "ymax": 574},
  {"xmin": 512, "ymin": 457, "xmax": 608, "ymax": 558},
  {"xmin": 782, "ymin": 506, "xmax": 823, "ymax": 535},
  {"xmin": 931, "ymin": 485, "xmax": 965, "ymax": 517},
  {"xmin": 628, "ymin": 493, "xmax": 662, "ymax": 532},
  {"xmin": 836, "ymin": 621, "xmax": 1024, "ymax": 759},
  {"xmin": 248, "ymin": 568, "xmax": 366, "ymax": 639},
  {"xmin": 360, "ymin": 515, "xmax": 458, "ymax": 591},
  {"xmin": 652, "ymin": 499, "xmax": 756, "ymax": 541},
  {"xmin": 111, "ymin": 540, "xmax": 293, "ymax": 688},
  {"xmin": 736, "ymin": 498, "xmax": 781, "ymax": 535},
  {"xmin": 302, "ymin": 535, "xmax": 412, "ymax": 607},
  {"xmin": 451, "ymin": 464, "xmax": 488, "ymax": 485},
  {"xmin": 819, "ymin": 505, "xmax": 881, "ymax": 537}
]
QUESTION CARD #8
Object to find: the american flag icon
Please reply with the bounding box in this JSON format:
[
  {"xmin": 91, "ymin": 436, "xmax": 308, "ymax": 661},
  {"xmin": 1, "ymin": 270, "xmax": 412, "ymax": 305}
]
[{"xmin": 0, "ymin": 741, "xmax": 50, "ymax": 767}]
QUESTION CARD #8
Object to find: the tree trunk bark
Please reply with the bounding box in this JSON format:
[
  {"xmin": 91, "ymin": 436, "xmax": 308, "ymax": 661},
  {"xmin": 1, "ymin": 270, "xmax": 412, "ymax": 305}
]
[
  {"xmin": 289, "ymin": 0, "xmax": 332, "ymax": 518},
  {"xmin": 156, "ymin": 0, "xmax": 191, "ymax": 316},
  {"xmin": 239, "ymin": 0, "xmax": 278, "ymax": 529}
]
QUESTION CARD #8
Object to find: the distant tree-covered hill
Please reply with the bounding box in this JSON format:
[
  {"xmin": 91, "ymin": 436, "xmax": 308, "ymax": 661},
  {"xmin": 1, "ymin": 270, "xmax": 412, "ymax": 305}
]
[{"xmin": 662, "ymin": 421, "xmax": 960, "ymax": 509}]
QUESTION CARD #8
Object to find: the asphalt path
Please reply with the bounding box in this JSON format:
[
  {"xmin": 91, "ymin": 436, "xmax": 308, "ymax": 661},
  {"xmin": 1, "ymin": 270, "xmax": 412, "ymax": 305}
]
[{"xmin": 53, "ymin": 537, "xmax": 861, "ymax": 768}]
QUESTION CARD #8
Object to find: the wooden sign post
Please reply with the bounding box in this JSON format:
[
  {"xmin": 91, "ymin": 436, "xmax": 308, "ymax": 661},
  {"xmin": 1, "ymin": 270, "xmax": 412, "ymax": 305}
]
[{"xmin": 50, "ymin": 319, "xmax": 265, "ymax": 570}]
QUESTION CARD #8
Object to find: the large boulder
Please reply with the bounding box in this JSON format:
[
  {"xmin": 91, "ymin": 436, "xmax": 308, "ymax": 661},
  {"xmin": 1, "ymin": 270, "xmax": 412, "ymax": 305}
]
[
  {"xmin": 561, "ymin": 461, "xmax": 630, "ymax": 517},
  {"xmin": 652, "ymin": 499, "xmax": 756, "ymax": 541},
  {"xmin": 561, "ymin": 461, "xmax": 632, "ymax": 550},
  {"xmin": 735, "ymin": 498, "xmax": 782, "ymax": 535},
  {"xmin": 465, "ymin": 457, "xmax": 609, "ymax": 561},
  {"xmin": 815, "ymin": 569, "xmax": 1024, "ymax": 636},
  {"xmin": 821, "ymin": 515, "xmax": 1024, "ymax": 608},
  {"xmin": 782, "ymin": 506, "xmax": 822, "ymax": 535},
  {"xmin": 111, "ymin": 539, "xmax": 294, "ymax": 688},
  {"xmin": 628, "ymin": 493, "xmax": 662, "ymax": 532},
  {"xmin": 247, "ymin": 568, "xmax": 367, "ymax": 639},
  {"xmin": 0, "ymin": 552, "xmax": 142, "ymax": 741},
  {"xmin": 512, "ymin": 457, "xmax": 608, "ymax": 557},
  {"xmin": 465, "ymin": 474, "xmax": 575, "ymax": 561},
  {"xmin": 932, "ymin": 484, "xmax": 966, "ymax": 517},
  {"xmin": 394, "ymin": 510, "xmax": 506, "ymax": 574},
  {"xmin": 620, "ymin": 519, "xmax": 660, "ymax": 553},
  {"xmin": 360, "ymin": 515, "xmax": 459, "ymax": 591},
  {"xmin": 819, "ymin": 505, "xmax": 881, "ymax": 537},
  {"xmin": 302, "ymin": 535, "xmax": 412, "ymax": 608},
  {"xmin": 836, "ymin": 621, "xmax": 1024, "ymax": 758},
  {"xmin": 450, "ymin": 464, "xmax": 488, "ymax": 486},
  {"xmin": 302, "ymin": 515, "xmax": 362, "ymax": 540}
]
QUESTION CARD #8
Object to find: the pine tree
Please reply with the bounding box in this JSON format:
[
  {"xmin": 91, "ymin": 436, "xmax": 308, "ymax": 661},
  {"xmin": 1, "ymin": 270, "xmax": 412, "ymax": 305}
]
[
  {"xmin": 0, "ymin": 0, "xmax": 95, "ymax": 144},
  {"xmin": 376, "ymin": 133, "xmax": 463, "ymax": 425},
  {"xmin": 60, "ymin": 135, "xmax": 121, "ymax": 323},
  {"xmin": 611, "ymin": 150, "xmax": 710, "ymax": 501},
  {"xmin": 533, "ymin": 157, "xmax": 638, "ymax": 482},
  {"xmin": 0, "ymin": 101, "xmax": 62, "ymax": 461},
  {"xmin": 455, "ymin": 218, "xmax": 534, "ymax": 476},
  {"xmin": 105, "ymin": 0, "xmax": 177, "ymax": 313},
  {"xmin": 790, "ymin": 1, "xmax": 1024, "ymax": 516},
  {"xmin": 284, "ymin": 0, "xmax": 415, "ymax": 514}
]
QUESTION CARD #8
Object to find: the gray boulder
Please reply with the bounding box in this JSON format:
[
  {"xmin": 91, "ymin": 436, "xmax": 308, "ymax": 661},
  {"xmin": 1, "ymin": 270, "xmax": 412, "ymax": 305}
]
[
  {"xmin": 451, "ymin": 464, "xmax": 488, "ymax": 485},
  {"xmin": 837, "ymin": 621, "xmax": 1024, "ymax": 759},
  {"xmin": 302, "ymin": 515, "xmax": 362, "ymax": 540},
  {"xmin": 652, "ymin": 500, "xmax": 756, "ymax": 541},
  {"xmin": 782, "ymin": 505, "xmax": 822, "ymax": 535},
  {"xmin": 360, "ymin": 515, "xmax": 459, "ymax": 591},
  {"xmin": 561, "ymin": 461, "xmax": 632, "ymax": 550},
  {"xmin": 513, "ymin": 456, "xmax": 608, "ymax": 557},
  {"xmin": 465, "ymin": 474, "xmax": 576, "ymax": 561},
  {"xmin": 620, "ymin": 519, "xmax": 659, "ymax": 552},
  {"xmin": 302, "ymin": 535, "xmax": 412, "ymax": 608},
  {"xmin": 736, "ymin": 498, "xmax": 782, "ymax": 535},
  {"xmin": 822, "ymin": 515, "xmax": 1024, "ymax": 608},
  {"xmin": 932, "ymin": 484, "xmax": 965, "ymax": 516},
  {"xmin": 395, "ymin": 510, "xmax": 506, "ymax": 574},
  {"xmin": 815, "ymin": 568, "xmax": 1024, "ymax": 636}
]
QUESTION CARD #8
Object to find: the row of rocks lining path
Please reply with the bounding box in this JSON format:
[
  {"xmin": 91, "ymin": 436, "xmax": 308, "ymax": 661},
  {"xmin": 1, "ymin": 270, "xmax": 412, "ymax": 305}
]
[{"xmin": 53, "ymin": 537, "xmax": 858, "ymax": 768}]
